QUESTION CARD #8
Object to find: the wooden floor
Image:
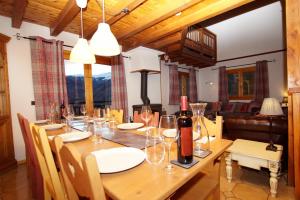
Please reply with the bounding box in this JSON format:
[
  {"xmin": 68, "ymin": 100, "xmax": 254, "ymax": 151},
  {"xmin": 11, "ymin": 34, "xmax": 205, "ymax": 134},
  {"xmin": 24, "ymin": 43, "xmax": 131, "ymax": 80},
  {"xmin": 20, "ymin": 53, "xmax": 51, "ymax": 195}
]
[{"xmin": 0, "ymin": 157, "xmax": 295, "ymax": 200}]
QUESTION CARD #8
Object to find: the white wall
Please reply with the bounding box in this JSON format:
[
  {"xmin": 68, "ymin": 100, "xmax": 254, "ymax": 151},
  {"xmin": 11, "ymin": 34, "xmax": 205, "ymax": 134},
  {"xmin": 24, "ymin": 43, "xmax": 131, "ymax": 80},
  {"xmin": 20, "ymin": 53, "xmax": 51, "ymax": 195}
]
[
  {"xmin": 0, "ymin": 15, "xmax": 79, "ymax": 161},
  {"xmin": 198, "ymin": 2, "xmax": 285, "ymax": 102},
  {"xmin": 123, "ymin": 47, "xmax": 163, "ymax": 119}
]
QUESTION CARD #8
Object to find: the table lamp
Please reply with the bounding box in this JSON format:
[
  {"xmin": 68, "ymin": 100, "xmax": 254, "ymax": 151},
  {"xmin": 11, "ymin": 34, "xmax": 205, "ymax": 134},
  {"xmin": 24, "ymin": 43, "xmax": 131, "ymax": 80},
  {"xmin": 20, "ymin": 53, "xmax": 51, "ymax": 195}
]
[{"xmin": 260, "ymin": 98, "xmax": 283, "ymax": 151}]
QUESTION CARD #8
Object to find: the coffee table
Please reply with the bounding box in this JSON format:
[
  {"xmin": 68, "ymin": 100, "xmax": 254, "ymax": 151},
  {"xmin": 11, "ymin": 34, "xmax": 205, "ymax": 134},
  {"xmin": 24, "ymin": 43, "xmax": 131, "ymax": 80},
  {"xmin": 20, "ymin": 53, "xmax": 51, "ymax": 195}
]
[{"xmin": 225, "ymin": 139, "xmax": 283, "ymax": 198}]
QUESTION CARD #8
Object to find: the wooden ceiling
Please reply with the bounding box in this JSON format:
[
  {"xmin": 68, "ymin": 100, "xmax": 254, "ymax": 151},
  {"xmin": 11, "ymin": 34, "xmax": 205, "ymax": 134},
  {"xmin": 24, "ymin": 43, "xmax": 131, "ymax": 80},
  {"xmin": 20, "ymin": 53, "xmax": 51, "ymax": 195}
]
[{"xmin": 0, "ymin": 0, "xmax": 279, "ymax": 68}]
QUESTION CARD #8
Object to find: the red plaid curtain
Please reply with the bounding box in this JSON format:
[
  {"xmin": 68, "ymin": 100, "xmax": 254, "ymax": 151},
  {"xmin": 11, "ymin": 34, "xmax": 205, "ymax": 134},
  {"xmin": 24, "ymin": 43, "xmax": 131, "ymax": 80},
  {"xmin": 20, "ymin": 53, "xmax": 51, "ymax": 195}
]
[
  {"xmin": 189, "ymin": 68, "xmax": 198, "ymax": 102},
  {"xmin": 255, "ymin": 60, "xmax": 269, "ymax": 103},
  {"xmin": 30, "ymin": 37, "xmax": 68, "ymax": 120},
  {"xmin": 169, "ymin": 64, "xmax": 180, "ymax": 105},
  {"xmin": 218, "ymin": 66, "xmax": 228, "ymax": 103},
  {"xmin": 111, "ymin": 55, "xmax": 128, "ymax": 122}
]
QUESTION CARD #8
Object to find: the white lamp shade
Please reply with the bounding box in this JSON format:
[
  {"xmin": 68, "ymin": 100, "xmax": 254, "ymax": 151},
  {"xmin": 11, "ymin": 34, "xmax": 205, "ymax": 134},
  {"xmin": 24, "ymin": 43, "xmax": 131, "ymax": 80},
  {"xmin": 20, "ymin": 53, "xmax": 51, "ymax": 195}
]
[
  {"xmin": 70, "ymin": 38, "xmax": 96, "ymax": 64},
  {"xmin": 260, "ymin": 98, "xmax": 283, "ymax": 116},
  {"xmin": 76, "ymin": 0, "xmax": 87, "ymax": 8},
  {"xmin": 89, "ymin": 23, "xmax": 121, "ymax": 56}
]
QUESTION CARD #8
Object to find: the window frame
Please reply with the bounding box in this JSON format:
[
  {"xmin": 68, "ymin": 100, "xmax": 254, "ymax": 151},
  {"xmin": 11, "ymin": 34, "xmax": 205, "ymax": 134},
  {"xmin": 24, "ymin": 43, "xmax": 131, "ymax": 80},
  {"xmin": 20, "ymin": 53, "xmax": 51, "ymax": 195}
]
[
  {"xmin": 227, "ymin": 66, "xmax": 255, "ymax": 100},
  {"xmin": 63, "ymin": 50, "xmax": 111, "ymax": 114}
]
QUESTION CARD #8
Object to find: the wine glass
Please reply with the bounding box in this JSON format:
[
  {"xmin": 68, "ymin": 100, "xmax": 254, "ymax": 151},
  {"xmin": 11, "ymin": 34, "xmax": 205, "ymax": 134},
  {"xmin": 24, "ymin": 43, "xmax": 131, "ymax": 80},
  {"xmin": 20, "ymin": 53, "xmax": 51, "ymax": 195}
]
[
  {"xmin": 80, "ymin": 104, "xmax": 87, "ymax": 116},
  {"xmin": 63, "ymin": 105, "xmax": 74, "ymax": 132},
  {"xmin": 159, "ymin": 115, "xmax": 178, "ymax": 173},
  {"xmin": 140, "ymin": 105, "xmax": 153, "ymax": 133}
]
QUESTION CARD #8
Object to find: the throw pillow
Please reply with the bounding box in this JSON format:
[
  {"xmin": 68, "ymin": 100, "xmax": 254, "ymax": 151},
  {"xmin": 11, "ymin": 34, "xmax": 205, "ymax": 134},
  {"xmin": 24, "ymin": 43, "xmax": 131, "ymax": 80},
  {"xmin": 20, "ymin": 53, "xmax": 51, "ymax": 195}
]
[
  {"xmin": 223, "ymin": 103, "xmax": 235, "ymax": 112},
  {"xmin": 240, "ymin": 103, "xmax": 249, "ymax": 112},
  {"xmin": 247, "ymin": 101, "xmax": 261, "ymax": 113},
  {"xmin": 234, "ymin": 103, "xmax": 242, "ymax": 112}
]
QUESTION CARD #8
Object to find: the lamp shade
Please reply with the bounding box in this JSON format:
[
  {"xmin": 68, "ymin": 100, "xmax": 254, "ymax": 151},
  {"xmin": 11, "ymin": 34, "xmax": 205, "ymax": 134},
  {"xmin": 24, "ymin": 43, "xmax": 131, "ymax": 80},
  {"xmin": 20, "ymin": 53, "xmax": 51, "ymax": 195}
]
[
  {"xmin": 89, "ymin": 23, "xmax": 121, "ymax": 56},
  {"xmin": 260, "ymin": 98, "xmax": 283, "ymax": 116},
  {"xmin": 70, "ymin": 38, "xmax": 96, "ymax": 64}
]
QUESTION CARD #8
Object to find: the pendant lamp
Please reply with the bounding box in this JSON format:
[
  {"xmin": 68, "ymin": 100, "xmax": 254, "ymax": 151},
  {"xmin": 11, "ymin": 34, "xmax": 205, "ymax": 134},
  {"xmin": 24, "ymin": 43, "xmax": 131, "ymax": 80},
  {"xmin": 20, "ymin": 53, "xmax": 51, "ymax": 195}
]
[
  {"xmin": 70, "ymin": 0, "xmax": 96, "ymax": 64},
  {"xmin": 89, "ymin": 0, "xmax": 121, "ymax": 56}
]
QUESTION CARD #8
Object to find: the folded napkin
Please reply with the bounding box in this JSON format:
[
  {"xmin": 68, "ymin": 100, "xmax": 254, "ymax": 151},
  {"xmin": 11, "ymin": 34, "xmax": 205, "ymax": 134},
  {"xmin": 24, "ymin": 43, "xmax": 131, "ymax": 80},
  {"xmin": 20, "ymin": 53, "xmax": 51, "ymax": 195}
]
[{"xmin": 48, "ymin": 130, "xmax": 91, "ymax": 142}]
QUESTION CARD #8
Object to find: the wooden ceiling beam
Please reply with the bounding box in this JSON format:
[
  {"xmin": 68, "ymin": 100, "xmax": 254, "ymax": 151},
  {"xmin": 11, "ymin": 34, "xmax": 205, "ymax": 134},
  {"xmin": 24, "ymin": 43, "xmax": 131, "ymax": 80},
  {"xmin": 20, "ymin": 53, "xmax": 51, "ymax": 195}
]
[
  {"xmin": 12, "ymin": 0, "xmax": 28, "ymax": 28},
  {"xmin": 50, "ymin": 0, "xmax": 81, "ymax": 36},
  {"xmin": 122, "ymin": 0, "xmax": 255, "ymax": 51},
  {"xmin": 115, "ymin": 0, "xmax": 206, "ymax": 41},
  {"xmin": 85, "ymin": 0, "xmax": 146, "ymax": 39},
  {"xmin": 146, "ymin": 31, "xmax": 182, "ymax": 50}
]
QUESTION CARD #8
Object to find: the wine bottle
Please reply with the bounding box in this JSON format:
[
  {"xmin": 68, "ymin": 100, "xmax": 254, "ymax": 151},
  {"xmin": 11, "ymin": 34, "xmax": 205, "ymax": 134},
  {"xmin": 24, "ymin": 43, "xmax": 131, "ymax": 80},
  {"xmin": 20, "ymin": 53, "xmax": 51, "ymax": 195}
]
[{"xmin": 177, "ymin": 96, "xmax": 193, "ymax": 164}]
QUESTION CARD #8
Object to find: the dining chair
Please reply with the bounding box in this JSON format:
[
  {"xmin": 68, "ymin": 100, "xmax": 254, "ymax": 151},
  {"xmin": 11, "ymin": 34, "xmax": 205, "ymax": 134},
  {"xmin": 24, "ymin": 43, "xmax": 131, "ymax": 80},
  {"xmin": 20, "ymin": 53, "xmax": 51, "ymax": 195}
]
[
  {"xmin": 30, "ymin": 124, "xmax": 67, "ymax": 200},
  {"xmin": 53, "ymin": 136, "xmax": 106, "ymax": 200},
  {"xmin": 133, "ymin": 111, "xmax": 160, "ymax": 127},
  {"xmin": 110, "ymin": 109, "xmax": 123, "ymax": 124},
  {"xmin": 199, "ymin": 115, "xmax": 223, "ymax": 140},
  {"xmin": 17, "ymin": 114, "xmax": 44, "ymax": 200}
]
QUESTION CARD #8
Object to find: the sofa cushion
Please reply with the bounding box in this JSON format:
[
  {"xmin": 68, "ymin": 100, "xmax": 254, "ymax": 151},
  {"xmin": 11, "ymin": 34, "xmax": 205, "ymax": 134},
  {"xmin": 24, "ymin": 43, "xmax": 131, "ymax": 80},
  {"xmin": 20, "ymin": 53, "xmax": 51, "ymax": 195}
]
[
  {"xmin": 223, "ymin": 103, "xmax": 235, "ymax": 112},
  {"xmin": 234, "ymin": 103, "xmax": 242, "ymax": 112},
  {"xmin": 247, "ymin": 101, "xmax": 261, "ymax": 113}
]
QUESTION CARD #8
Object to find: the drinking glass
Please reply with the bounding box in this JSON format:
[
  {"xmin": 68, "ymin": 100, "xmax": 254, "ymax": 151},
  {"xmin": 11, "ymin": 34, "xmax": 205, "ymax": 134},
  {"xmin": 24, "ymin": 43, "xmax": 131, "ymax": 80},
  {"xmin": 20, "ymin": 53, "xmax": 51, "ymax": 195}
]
[
  {"xmin": 63, "ymin": 105, "xmax": 74, "ymax": 132},
  {"xmin": 140, "ymin": 105, "xmax": 152, "ymax": 134},
  {"xmin": 145, "ymin": 134, "xmax": 165, "ymax": 165},
  {"xmin": 80, "ymin": 104, "xmax": 87, "ymax": 116},
  {"xmin": 93, "ymin": 118, "xmax": 105, "ymax": 144},
  {"xmin": 159, "ymin": 115, "xmax": 178, "ymax": 173}
]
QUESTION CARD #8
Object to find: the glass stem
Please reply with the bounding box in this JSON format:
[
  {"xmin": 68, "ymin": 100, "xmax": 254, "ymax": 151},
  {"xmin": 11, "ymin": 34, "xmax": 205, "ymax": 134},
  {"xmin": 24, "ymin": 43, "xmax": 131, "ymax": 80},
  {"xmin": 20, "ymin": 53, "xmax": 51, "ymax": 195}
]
[{"xmin": 167, "ymin": 143, "xmax": 172, "ymax": 166}]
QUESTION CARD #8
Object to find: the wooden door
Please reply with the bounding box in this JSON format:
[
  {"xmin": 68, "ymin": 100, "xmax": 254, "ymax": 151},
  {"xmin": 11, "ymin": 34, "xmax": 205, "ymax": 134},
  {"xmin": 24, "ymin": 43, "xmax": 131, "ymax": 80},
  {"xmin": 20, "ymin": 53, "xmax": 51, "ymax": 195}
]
[{"xmin": 0, "ymin": 33, "xmax": 17, "ymax": 172}]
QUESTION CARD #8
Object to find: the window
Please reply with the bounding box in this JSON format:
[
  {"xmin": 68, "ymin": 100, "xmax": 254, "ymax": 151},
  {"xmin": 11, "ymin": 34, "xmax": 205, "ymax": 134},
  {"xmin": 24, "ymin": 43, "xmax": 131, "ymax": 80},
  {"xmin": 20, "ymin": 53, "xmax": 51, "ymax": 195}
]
[
  {"xmin": 64, "ymin": 60, "xmax": 85, "ymax": 105},
  {"xmin": 178, "ymin": 72, "xmax": 190, "ymax": 98},
  {"xmin": 64, "ymin": 51, "xmax": 112, "ymax": 112},
  {"xmin": 92, "ymin": 64, "xmax": 111, "ymax": 108},
  {"xmin": 227, "ymin": 67, "xmax": 255, "ymax": 100}
]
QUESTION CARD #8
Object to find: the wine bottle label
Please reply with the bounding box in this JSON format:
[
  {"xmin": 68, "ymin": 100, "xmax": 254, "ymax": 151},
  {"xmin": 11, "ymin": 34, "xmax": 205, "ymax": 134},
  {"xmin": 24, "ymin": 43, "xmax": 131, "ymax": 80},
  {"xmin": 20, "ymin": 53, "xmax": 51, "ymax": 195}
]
[{"xmin": 180, "ymin": 127, "xmax": 193, "ymax": 156}]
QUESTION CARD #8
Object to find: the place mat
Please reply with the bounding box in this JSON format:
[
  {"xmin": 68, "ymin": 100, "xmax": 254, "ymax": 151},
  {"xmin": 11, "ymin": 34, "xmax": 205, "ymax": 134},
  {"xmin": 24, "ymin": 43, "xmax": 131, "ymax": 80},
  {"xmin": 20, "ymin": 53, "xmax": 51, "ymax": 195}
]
[{"xmin": 171, "ymin": 160, "xmax": 199, "ymax": 169}]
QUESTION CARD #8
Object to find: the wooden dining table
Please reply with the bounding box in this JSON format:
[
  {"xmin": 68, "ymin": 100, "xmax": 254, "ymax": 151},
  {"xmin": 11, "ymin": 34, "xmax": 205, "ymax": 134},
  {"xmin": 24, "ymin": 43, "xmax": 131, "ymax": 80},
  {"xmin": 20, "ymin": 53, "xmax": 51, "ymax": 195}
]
[{"xmin": 47, "ymin": 124, "xmax": 232, "ymax": 200}]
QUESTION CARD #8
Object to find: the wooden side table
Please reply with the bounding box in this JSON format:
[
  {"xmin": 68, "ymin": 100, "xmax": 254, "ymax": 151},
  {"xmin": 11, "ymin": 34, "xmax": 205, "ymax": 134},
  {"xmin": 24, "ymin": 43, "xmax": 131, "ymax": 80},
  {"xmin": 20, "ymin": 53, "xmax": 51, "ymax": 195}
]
[{"xmin": 225, "ymin": 139, "xmax": 283, "ymax": 198}]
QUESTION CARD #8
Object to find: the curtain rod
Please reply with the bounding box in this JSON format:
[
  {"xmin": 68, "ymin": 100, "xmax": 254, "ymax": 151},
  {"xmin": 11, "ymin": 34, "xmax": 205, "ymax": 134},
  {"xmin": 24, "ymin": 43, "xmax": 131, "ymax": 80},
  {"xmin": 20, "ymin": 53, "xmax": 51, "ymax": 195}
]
[
  {"xmin": 164, "ymin": 63, "xmax": 199, "ymax": 71},
  {"xmin": 211, "ymin": 59, "xmax": 275, "ymax": 71},
  {"xmin": 13, "ymin": 33, "xmax": 130, "ymax": 58},
  {"xmin": 217, "ymin": 49, "xmax": 286, "ymax": 62}
]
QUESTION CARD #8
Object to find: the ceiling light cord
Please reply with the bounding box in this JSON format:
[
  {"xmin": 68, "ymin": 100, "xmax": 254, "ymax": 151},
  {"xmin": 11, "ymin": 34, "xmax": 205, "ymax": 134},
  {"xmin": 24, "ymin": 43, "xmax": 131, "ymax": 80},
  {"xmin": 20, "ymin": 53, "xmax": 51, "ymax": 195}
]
[
  {"xmin": 80, "ymin": 8, "xmax": 83, "ymax": 38},
  {"xmin": 102, "ymin": 0, "xmax": 105, "ymax": 23}
]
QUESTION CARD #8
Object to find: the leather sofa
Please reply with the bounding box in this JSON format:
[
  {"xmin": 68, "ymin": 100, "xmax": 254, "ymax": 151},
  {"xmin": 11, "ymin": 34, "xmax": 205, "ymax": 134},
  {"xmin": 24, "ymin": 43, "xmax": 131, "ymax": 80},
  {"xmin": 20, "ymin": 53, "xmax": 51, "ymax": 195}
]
[{"xmin": 223, "ymin": 115, "xmax": 288, "ymax": 167}]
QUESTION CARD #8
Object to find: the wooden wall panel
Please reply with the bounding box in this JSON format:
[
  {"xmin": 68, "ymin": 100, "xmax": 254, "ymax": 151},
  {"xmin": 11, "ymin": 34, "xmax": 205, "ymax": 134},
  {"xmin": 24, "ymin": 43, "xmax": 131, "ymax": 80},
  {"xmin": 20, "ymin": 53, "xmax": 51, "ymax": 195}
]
[{"xmin": 286, "ymin": 0, "xmax": 300, "ymax": 198}]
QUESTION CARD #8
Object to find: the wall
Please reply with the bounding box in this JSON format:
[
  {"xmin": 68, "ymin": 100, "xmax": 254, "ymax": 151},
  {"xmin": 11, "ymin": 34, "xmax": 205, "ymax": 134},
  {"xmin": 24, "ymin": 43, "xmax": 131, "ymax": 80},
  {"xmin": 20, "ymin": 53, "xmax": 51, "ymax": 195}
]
[
  {"xmin": 198, "ymin": 2, "xmax": 285, "ymax": 102},
  {"xmin": 122, "ymin": 47, "xmax": 163, "ymax": 118}
]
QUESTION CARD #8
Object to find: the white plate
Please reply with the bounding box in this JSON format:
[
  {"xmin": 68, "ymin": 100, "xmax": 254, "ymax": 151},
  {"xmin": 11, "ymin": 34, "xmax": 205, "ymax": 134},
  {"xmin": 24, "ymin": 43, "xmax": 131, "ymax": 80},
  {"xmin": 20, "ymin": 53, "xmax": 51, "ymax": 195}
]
[
  {"xmin": 117, "ymin": 123, "xmax": 144, "ymax": 130},
  {"xmin": 34, "ymin": 119, "xmax": 48, "ymax": 124},
  {"xmin": 91, "ymin": 147, "xmax": 145, "ymax": 173},
  {"xmin": 73, "ymin": 116, "xmax": 85, "ymax": 120},
  {"xmin": 162, "ymin": 129, "xmax": 199, "ymax": 140},
  {"xmin": 42, "ymin": 124, "xmax": 64, "ymax": 130},
  {"xmin": 48, "ymin": 131, "xmax": 92, "ymax": 142}
]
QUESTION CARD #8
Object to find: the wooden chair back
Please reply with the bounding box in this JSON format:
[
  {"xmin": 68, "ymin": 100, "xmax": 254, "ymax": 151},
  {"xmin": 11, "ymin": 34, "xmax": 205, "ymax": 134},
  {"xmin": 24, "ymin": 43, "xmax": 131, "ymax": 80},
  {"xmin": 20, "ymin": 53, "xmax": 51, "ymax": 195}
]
[
  {"xmin": 133, "ymin": 111, "xmax": 160, "ymax": 127},
  {"xmin": 51, "ymin": 137, "xmax": 79, "ymax": 200},
  {"xmin": 110, "ymin": 109, "xmax": 123, "ymax": 124},
  {"xmin": 30, "ymin": 125, "xmax": 66, "ymax": 200},
  {"xmin": 55, "ymin": 137, "xmax": 106, "ymax": 200},
  {"xmin": 199, "ymin": 116, "xmax": 223, "ymax": 140},
  {"xmin": 17, "ymin": 114, "xmax": 44, "ymax": 200}
]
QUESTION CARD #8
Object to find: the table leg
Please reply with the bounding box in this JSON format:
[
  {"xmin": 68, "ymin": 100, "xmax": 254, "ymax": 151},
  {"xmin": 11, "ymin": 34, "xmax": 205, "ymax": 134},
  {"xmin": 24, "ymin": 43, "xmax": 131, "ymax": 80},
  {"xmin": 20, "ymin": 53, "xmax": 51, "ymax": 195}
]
[
  {"xmin": 225, "ymin": 153, "xmax": 232, "ymax": 183},
  {"xmin": 269, "ymin": 161, "xmax": 280, "ymax": 197}
]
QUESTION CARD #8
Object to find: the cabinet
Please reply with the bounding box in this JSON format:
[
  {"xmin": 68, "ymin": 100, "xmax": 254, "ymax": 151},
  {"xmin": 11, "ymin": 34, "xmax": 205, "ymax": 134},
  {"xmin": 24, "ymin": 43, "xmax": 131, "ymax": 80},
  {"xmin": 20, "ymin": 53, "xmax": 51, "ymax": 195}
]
[{"xmin": 0, "ymin": 33, "xmax": 16, "ymax": 172}]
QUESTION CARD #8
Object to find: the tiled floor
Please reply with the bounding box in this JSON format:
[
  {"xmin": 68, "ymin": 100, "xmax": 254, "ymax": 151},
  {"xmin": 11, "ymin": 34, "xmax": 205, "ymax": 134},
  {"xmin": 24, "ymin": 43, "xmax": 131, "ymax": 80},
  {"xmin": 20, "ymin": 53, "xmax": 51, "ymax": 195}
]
[{"xmin": 0, "ymin": 159, "xmax": 296, "ymax": 200}]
